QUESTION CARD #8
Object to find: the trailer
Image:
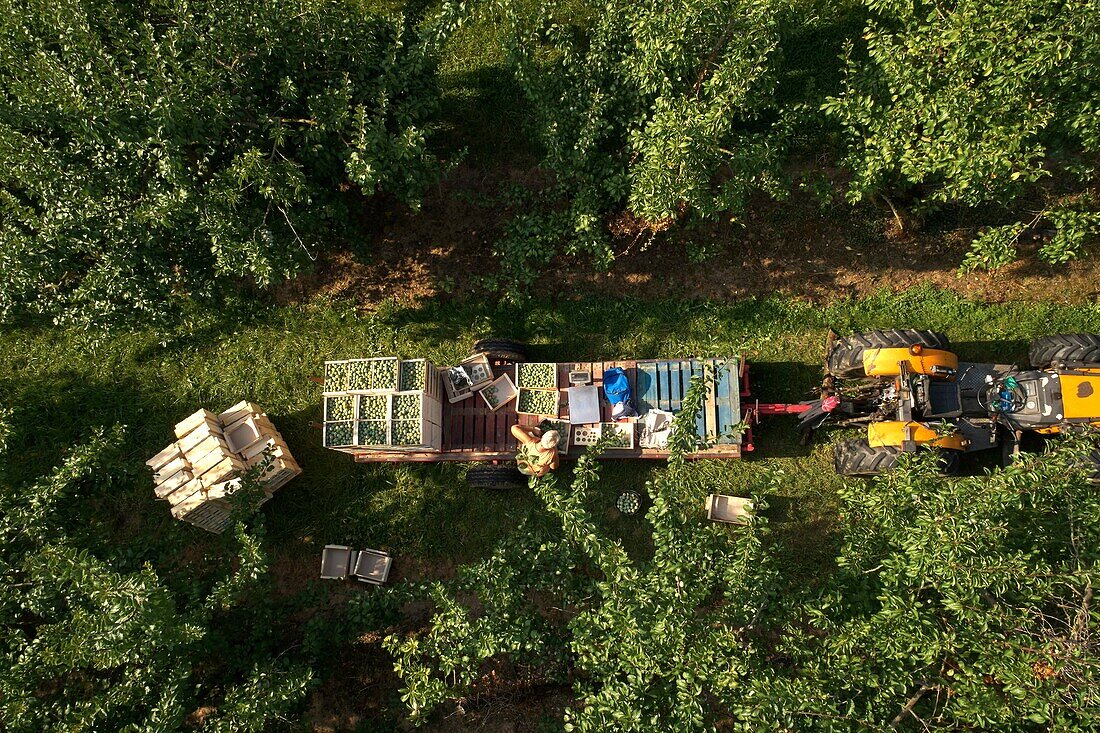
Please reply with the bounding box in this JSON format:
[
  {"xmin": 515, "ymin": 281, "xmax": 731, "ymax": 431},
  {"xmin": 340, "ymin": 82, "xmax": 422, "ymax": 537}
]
[{"xmin": 314, "ymin": 340, "xmax": 805, "ymax": 487}]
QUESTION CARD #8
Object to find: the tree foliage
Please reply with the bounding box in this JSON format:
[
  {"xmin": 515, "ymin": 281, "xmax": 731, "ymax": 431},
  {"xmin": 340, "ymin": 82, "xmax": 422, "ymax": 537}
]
[
  {"xmin": 490, "ymin": 0, "xmax": 1100, "ymax": 277},
  {"xmin": 0, "ymin": 424, "xmax": 311, "ymax": 730},
  {"xmin": 825, "ymin": 0, "xmax": 1100, "ymax": 265},
  {"xmin": 384, "ymin": 375, "xmax": 779, "ymax": 729},
  {"xmin": 493, "ymin": 0, "xmax": 848, "ymax": 278},
  {"xmin": 745, "ymin": 437, "xmax": 1100, "ymax": 730},
  {"xmin": 380, "ymin": 371, "xmax": 1100, "ymax": 730},
  {"xmin": 0, "ymin": 0, "xmax": 466, "ymax": 328}
]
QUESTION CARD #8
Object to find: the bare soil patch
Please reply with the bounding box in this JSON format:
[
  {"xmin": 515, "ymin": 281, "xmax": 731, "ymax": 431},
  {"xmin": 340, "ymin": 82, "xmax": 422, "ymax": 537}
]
[{"xmin": 275, "ymin": 164, "xmax": 1100, "ymax": 310}]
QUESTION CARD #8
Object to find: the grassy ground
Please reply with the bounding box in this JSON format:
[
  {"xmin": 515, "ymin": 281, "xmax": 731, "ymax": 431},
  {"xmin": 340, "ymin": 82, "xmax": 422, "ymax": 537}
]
[
  {"xmin": 6, "ymin": 287, "xmax": 1100, "ymax": 728},
  {"xmin": 5, "ymin": 287, "xmax": 1100, "ymax": 574}
]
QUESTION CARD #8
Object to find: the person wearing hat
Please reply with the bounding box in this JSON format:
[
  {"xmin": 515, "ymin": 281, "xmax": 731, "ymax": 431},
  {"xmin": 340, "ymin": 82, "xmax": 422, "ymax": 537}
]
[{"xmin": 510, "ymin": 424, "xmax": 561, "ymax": 477}]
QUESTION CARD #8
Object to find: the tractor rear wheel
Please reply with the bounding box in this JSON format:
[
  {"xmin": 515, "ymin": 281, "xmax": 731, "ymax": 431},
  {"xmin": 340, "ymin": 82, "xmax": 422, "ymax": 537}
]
[
  {"xmin": 1028, "ymin": 333, "xmax": 1100, "ymax": 368},
  {"xmin": 833, "ymin": 439, "xmax": 960, "ymax": 477},
  {"xmin": 466, "ymin": 465, "xmax": 527, "ymax": 490},
  {"xmin": 826, "ymin": 329, "xmax": 950, "ymax": 378},
  {"xmin": 473, "ymin": 338, "xmax": 528, "ymax": 364}
]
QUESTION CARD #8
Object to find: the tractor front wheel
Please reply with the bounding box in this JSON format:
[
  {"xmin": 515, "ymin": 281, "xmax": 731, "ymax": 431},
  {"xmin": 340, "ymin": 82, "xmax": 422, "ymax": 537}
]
[
  {"xmin": 826, "ymin": 329, "xmax": 950, "ymax": 378},
  {"xmin": 833, "ymin": 439, "xmax": 901, "ymax": 476},
  {"xmin": 833, "ymin": 439, "xmax": 960, "ymax": 477},
  {"xmin": 1028, "ymin": 333, "xmax": 1100, "ymax": 368}
]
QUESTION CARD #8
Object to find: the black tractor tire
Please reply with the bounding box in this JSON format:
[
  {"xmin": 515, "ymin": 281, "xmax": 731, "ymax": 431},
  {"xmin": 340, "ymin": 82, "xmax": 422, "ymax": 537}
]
[
  {"xmin": 472, "ymin": 338, "xmax": 528, "ymax": 364},
  {"xmin": 1028, "ymin": 333, "xmax": 1100, "ymax": 368},
  {"xmin": 834, "ymin": 439, "xmax": 901, "ymax": 476},
  {"xmin": 833, "ymin": 439, "xmax": 960, "ymax": 477},
  {"xmin": 466, "ymin": 465, "xmax": 526, "ymax": 490},
  {"xmin": 826, "ymin": 329, "xmax": 950, "ymax": 378}
]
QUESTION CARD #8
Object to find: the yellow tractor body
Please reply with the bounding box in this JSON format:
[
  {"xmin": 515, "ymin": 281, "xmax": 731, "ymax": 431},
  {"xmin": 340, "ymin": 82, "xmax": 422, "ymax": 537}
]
[
  {"xmin": 867, "ymin": 421, "xmax": 968, "ymax": 451},
  {"xmin": 1058, "ymin": 371, "xmax": 1100, "ymax": 421},
  {"xmin": 862, "ymin": 347, "xmax": 958, "ymax": 377}
]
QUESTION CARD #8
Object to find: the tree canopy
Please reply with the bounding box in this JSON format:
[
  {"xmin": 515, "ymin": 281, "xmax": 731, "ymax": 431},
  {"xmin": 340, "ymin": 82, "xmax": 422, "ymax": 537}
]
[
  {"xmin": 0, "ymin": 0, "xmax": 465, "ymax": 328},
  {"xmin": 379, "ymin": 386, "xmax": 1100, "ymax": 730},
  {"xmin": 0, "ymin": 422, "xmax": 311, "ymax": 730}
]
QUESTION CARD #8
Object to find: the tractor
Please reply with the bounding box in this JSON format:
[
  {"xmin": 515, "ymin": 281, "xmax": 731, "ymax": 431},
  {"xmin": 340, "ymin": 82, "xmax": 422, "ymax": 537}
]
[{"xmin": 795, "ymin": 330, "xmax": 1100, "ymax": 476}]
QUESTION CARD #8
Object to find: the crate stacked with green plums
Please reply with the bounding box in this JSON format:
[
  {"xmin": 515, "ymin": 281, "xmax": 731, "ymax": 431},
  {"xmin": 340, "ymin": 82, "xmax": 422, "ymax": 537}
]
[
  {"xmin": 387, "ymin": 391, "xmax": 443, "ymax": 450},
  {"xmin": 515, "ymin": 362, "xmax": 560, "ymax": 416},
  {"xmin": 322, "ymin": 356, "xmax": 443, "ymax": 452}
]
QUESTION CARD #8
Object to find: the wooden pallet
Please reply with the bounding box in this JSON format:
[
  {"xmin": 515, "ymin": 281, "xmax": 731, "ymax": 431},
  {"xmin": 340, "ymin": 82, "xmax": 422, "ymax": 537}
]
[{"xmin": 351, "ymin": 359, "xmax": 743, "ymax": 463}]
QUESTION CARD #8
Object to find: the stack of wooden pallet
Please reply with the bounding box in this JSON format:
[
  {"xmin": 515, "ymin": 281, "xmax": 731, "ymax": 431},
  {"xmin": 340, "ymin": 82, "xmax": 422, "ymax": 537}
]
[{"xmin": 146, "ymin": 401, "xmax": 301, "ymax": 533}]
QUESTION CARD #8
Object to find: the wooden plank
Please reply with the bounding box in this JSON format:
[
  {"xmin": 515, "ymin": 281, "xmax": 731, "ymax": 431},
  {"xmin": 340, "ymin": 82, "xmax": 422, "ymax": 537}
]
[
  {"xmin": 505, "ymin": 412, "xmax": 518, "ymax": 450},
  {"xmin": 460, "ymin": 411, "xmax": 473, "ymax": 450},
  {"xmin": 493, "ymin": 412, "xmax": 506, "ymax": 451},
  {"xmin": 704, "ymin": 358, "xmax": 719, "ymax": 442},
  {"xmin": 690, "ymin": 359, "xmax": 707, "ymax": 439},
  {"xmin": 669, "ymin": 360, "xmax": 683, "ymax": 414},
  {"xmin": 715, "ymin": 361, "xmax": 734, "ymax": 445},
  {"xmin": 657, "ymin": 361, "xmax": 672, "ymax": 412},
  {"xmin": 727, "ymin": 358, "xmax": 743, "ymax": 445},
  {"xmin": 624, "ymin": 360, "xmax": 638, "ymax": 405},
  {"xmin": 637, "ymin": 362, "xmax": 658, "ymax": 414},
  {"xmin": 481, "ymin": 413, "xmax": 492, "ymax": 452},
  {"xmin": 446, "ymin": 413, "xmax": 461, "ymax": 451}
]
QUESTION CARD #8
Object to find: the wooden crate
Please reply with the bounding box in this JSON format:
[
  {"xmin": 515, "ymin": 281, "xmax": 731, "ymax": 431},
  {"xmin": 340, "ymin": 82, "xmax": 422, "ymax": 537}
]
[
  {"xmin": 600, "ymin": 422, "xmax": 635, "ymax": 450},
  {"xmin": 516, "ymin": 387, "xmax": 561, "ymax": 417},
  {"xmin": 178, "ymin": 422, "xmax": 224, "ymax": 454},
  {"xmin": 152, "ymin": 400, "xmax": 301, "ymax": 534},
  {"xmin": 146, "ymin": 443, "xmax": 182, "ymax": 471},
  {"xmin": 442, "ymin": 353, "xmax": 492, "ymax": 403},
  {"xmin": 480, "ymin": 373, "xmax": 518, "ymax": 411},
  {"xmin": 155, "ymin": 467, "xmax": 194, "ymax": 496},
  {"xmin": 355, "ymin": 418, "xmax": 389, "ymax": 447},
  {"xmin": 174, "ymin": 409, "xmax": 221, "ymax": 440},
  {"xmin": 324, "ymin": 421, "xmax": 356, "ymax": 449},
  {"xmin": 573, "ymin": 424, "xmax": 602, "ymax": 446},
  {"xmin": 153, "ymin": 455, "xmax": 188, "ymax": 484},
  {"xmin": 515, "ymin": 362, "xmax": 559, "ymax": 390},
  {"xmin": 323, "ymin": 394, "xmax": 356, "ymax": 422},
  {"xmin": 223, "ymin": 414, "xmax": 265, "ymax": 454},
  {"xmin": 179, "ymin": 500, "xmax": 234, "ymax": 534},
  {"xmin": 160, "ymin": 476, "xmax": 201, "ymax": 502},
  {"xmin": 184, "ymin": 433, "xmax": 231, "ymax": 464},
  {"xmin": 217, "ymin": 400, "xmax": 264, "ymax": 426},
  {"xmin": 345, "ymin": 357, "xmax": 400, "ymax": 393},
  {"xmin": 399, "ymin": 359, "xmax": 442, "ymax": 400},
  {"xmin": 388, "ymin": 419, "xmax": 443, "ymax": 451},
  {"xmin": 200, "ymin": 455, "xmax": 246, "ymax": 486}
]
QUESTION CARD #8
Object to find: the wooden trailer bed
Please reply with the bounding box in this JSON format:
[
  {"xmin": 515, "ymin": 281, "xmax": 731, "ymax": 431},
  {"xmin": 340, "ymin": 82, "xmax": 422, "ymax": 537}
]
[{"xmin": 352, "ymin": 358, "xmax": 746, "ymax": 463}]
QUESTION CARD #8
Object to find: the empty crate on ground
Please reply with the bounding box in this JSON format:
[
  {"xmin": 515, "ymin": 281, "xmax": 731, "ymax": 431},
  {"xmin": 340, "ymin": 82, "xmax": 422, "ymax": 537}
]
[{"xmin": 146, "ymin": 401, "xmax": 301, "ymax": 533}]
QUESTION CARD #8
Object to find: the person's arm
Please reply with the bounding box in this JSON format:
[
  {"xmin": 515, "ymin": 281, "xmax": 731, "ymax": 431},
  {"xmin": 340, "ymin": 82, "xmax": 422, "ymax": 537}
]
[{"xmin": 510, "ymin": 424, "xmax": 539, "ymax": 445}]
